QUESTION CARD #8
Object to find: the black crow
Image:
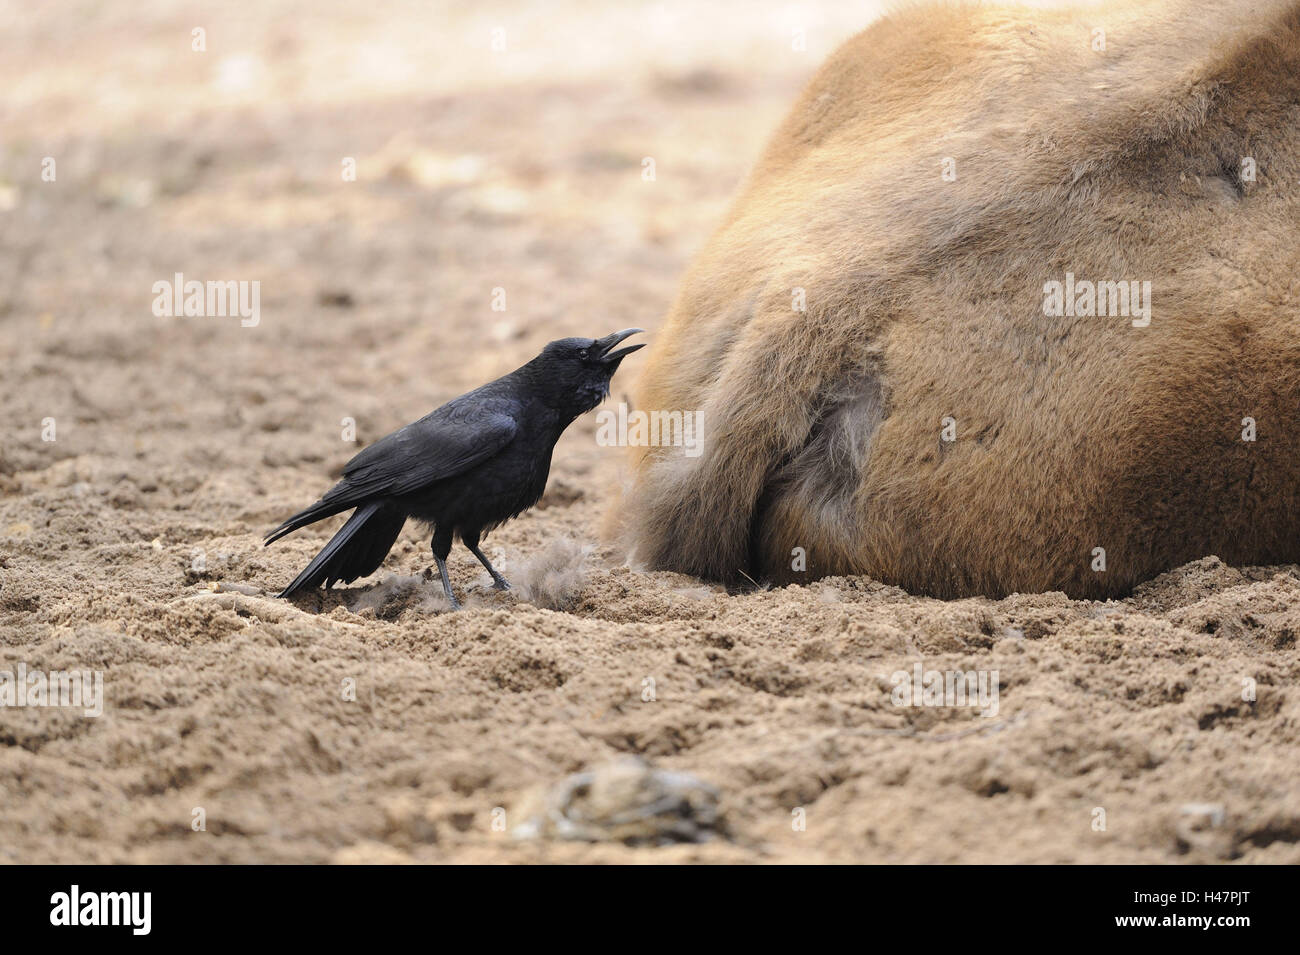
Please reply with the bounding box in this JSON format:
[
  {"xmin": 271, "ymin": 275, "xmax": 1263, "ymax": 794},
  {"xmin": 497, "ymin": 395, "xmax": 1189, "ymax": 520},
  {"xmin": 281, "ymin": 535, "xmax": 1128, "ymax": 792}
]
[{"xmin": 265, "ymin": 329, "xmax": 645, "ymax": 608}]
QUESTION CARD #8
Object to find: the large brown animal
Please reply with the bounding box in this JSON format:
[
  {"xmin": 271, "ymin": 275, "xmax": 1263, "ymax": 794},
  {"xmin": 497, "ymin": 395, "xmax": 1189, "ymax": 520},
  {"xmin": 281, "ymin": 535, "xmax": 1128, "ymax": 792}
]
[{"xmin": 621, "ymin": 0, "xmax": 1300, "ymax": 599}]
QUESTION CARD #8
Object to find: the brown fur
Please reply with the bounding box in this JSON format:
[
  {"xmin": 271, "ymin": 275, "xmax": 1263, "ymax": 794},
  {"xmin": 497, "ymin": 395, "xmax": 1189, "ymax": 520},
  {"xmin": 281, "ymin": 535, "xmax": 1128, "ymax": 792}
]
[{"xmin": 619, "ymin": 0, "xmax": 1300, "ymax": 599}]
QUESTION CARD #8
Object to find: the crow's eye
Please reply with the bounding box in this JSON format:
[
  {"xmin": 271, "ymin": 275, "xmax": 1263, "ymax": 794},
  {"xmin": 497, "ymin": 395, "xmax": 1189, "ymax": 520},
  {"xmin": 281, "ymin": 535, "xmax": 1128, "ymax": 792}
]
[{"xmin": 579, "ymin": 348, "xmax": 589, "ymax": 359}]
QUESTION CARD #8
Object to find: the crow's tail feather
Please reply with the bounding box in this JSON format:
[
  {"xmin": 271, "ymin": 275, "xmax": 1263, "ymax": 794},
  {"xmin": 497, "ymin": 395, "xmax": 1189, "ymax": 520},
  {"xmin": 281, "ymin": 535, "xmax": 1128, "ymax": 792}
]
[
  {"xmin": 263, "ymin": 492, "xmax": 358, "ymax": 546},
  {"xmin": 276, "ymin": 502, "xmax": 407, "ymax": 598}
]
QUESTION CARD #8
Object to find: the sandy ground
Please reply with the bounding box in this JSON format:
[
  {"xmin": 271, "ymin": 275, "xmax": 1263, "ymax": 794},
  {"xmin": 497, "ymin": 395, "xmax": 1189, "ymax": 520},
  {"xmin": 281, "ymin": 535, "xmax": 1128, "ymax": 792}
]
[{"xmin": 2, "ymin": 0, "xmax": 1299, "ymax": 864}]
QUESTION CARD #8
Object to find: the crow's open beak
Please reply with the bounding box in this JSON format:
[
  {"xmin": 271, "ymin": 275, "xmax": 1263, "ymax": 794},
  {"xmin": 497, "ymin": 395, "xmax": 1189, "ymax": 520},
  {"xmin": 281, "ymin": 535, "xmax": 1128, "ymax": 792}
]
[{"xmin": 595, "ymin": 328, "xmax": 646, "ymax": 365}]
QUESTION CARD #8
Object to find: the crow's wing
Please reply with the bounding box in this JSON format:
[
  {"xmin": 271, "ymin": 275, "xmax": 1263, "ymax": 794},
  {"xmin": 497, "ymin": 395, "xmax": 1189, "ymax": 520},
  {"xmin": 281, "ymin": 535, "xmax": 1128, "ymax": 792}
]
[
  {"xmin": 336, "ymin": 404, "xmax": 519, "ymax": 501},
  {"xmin": 264, "ymin": 395, "xmax": 521, "ymax": 545}
]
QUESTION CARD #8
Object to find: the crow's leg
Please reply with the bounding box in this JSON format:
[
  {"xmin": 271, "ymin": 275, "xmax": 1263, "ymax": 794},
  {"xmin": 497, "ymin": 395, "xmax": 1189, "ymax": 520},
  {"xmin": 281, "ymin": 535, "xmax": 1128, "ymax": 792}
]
[
  {"xmin": 431, "ymin": 526, "xmax": 460, "ymax": 610},
  {"xmin": 463, "ymin": 530, "xmax": 510, "ymax": 590}
]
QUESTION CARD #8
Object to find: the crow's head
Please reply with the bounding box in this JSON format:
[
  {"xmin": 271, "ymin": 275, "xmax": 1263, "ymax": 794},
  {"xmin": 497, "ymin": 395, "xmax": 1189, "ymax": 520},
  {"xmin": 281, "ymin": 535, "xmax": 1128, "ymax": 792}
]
[{"xmin": 532, "ymin": 328, "xmax": 646, "ymax": 415}]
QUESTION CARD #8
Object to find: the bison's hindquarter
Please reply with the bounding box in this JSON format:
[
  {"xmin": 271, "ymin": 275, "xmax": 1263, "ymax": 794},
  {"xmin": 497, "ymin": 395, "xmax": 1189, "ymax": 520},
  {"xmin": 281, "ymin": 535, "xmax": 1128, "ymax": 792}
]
[
  {"xmin": 627, "ymin": 275, "xmax": 885, "ymax": 583},
  {"xmin": 623, "ymin": 0, "xmax": 1300, "ymax": 598}
]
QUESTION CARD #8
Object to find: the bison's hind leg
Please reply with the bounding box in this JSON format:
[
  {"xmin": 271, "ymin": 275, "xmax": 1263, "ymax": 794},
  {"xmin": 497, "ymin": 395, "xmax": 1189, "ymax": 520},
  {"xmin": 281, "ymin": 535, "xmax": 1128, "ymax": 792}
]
[{"xmin": 755, "ymin": 373, "xmax": 885, "ymax": 584}]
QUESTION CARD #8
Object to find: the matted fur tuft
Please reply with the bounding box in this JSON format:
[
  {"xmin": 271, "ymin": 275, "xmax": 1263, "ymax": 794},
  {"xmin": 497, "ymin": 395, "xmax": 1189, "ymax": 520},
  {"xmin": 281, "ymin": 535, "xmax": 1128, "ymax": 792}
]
[{"xmin": 513, "ymin": 537, "xmax": 592, "ymax": 610}]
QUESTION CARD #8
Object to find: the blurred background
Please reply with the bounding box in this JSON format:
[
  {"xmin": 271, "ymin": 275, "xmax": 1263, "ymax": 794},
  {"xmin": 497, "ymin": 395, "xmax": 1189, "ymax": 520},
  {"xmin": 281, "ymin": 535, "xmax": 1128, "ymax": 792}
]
[{"xmin": 0, "ymin": 0, "xmax": 880, "ymax": 479}]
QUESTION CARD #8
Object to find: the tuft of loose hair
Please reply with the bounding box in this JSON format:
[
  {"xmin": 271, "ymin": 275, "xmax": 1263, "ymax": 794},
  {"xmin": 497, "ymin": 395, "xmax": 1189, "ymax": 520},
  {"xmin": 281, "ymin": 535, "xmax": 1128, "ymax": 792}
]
[
  {"xmin": 349, "ymin": 574, "xmax": 451, "ymax": 616},
  {"xmin": 513, "ymin": 537, "xmax": 592, "ymax": 611}
]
